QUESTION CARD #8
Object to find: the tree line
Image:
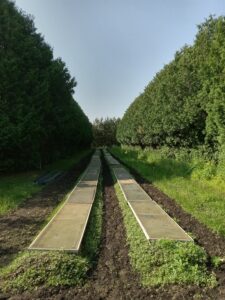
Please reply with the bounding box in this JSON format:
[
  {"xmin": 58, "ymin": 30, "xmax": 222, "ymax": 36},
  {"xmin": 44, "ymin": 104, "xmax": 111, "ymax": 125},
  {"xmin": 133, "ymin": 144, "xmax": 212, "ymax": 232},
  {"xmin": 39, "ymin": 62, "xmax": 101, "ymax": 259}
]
[
  {"xmin": 92, "ymin": 117, "xmax": 120, "ymax": 147},
  {"xmin": 117, "ymin": 16, "xmax": 225, "ymax": 158},
  {"xmin": 0, "ymin": 0, "xmax": 92, "ymax": 172}
]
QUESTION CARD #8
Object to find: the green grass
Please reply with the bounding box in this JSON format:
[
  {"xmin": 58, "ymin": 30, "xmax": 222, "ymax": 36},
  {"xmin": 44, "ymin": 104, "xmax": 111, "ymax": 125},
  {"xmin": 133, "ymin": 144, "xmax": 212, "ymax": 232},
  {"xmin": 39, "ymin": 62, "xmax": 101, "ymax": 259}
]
[
  {"xmin": 0, "ymin": 174, "xmax": 103, "ymax": 293},
  {"xmin": 114, "ymin": 180, "xmax": 216, "ymax": 287},
  {"xmin": 0, "ymin": 172, "xmax": 42, "ymax": 215},
  {"xmin": 0, "ymin": 149, "xmax": 91, "ymax": 215},
  {"xmin": 110, "ymin": 146, "xmax": 225, "ymax": 237}
]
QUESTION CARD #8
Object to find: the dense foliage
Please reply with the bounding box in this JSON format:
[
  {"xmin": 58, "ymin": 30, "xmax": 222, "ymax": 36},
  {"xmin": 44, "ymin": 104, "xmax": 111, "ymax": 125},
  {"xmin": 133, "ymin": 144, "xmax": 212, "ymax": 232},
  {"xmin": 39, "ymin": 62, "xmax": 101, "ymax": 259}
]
[
  {"xmin": 0, "ymin": 0, "xmax": 92, "ymax": 172},
  {"xmin": 92, "ymin": 117, "xmax": 120, "ymax": 147},
  {"xmin": 117, "ymin": 16, "xmax": 225, "ymax": 156}
]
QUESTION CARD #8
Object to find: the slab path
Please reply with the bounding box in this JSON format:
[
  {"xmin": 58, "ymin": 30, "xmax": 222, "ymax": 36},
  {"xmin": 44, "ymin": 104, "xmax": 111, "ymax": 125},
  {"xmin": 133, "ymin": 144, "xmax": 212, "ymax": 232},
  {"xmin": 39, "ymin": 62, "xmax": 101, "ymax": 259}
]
[
  {"xmin": 104, "ymin": 150, "xmax": 192, "ymax": 241},
  {"xmin": 29, "ymin": 151, "xmax": 101, "ymax": 252}
]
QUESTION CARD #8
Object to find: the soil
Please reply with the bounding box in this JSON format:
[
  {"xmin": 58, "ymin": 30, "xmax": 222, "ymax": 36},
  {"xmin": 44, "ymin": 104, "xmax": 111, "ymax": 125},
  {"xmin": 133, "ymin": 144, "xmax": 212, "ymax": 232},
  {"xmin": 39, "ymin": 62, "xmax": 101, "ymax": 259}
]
[
  {"xmin": 110, "ymin": 152, "xmax": 225, "ymax": 299},
  {"xmin": 0, "ymin": 154, "xmax": 92, "ymax": 268},
  {"xmin": 1, "ymin": 152, "xmax": 225, "ymax": 299}
]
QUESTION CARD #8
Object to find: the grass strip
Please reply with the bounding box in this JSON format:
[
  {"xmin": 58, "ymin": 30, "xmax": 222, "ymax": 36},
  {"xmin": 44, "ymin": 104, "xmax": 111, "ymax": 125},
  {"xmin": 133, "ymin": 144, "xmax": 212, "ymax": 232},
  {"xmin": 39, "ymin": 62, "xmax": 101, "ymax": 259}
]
[
  {"xmin": 0, "ymin": 175, "xmax": 103, "ymax": 293},
  {"xmin": 112, "ymin": 173, "xmax": 216, "ymax": 287},
  {"xmin": 110, "ymin": 146, "xmax": 225, "ymax": 237},
  {"xmin": 0, "ymin": 149, "xmax": 91, "ymax": 215}
]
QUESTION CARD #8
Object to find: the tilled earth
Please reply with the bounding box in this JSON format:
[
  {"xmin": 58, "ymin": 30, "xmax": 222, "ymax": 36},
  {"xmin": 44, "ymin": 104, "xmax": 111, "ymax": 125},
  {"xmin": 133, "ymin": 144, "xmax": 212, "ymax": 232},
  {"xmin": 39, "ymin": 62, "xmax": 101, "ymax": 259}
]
[
  {"xmin": 1, "ymin": 153, "xmax": 225, "ymax": 299},
  {"xmin": 0, "ymin": 154, "xmax": 92, "ymax": 269}
]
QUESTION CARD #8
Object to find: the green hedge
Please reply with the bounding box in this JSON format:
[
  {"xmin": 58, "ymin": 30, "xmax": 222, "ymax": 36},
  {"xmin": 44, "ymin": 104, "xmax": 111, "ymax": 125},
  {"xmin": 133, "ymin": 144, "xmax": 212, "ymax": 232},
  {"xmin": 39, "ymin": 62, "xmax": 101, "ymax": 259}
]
[
  {"xmin": 117, "ymin": 16, "xmax": 225, "ymax": 155},
  {"xmin": 0, "ymin": 0, "xmax": 92, "ymax": 172}
]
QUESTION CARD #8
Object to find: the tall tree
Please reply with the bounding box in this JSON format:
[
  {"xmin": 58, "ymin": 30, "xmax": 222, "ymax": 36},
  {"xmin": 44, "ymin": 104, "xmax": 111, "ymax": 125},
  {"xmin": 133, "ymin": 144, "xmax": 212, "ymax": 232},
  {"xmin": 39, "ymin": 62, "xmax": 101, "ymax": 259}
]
[{"xmin": 0, "ymin": 0, "xmax": 92, "ymax": 172}]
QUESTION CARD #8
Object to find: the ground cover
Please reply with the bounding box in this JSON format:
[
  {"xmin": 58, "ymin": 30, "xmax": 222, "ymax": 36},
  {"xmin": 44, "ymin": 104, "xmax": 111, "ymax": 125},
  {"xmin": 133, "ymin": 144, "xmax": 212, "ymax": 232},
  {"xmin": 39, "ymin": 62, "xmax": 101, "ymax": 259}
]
[
  {"xmin": 110, "ymin": 173, "xmax": 216, "ymax": 287},
  {"xmin": 1, "ymin": 152, "xmax": 225, "ymax": 299},
  {"xmin": 0, "ymin": 153, "xmax": 92, "ymax": 269},
  {"xmin": 0, "ymin": 175, "xmax": 103, "ymax": 294},
  {"xmin": 0, "ymin": 149, "xmax": 91, "ymax": 215},
  {"xmin": 110, "ymin": 146, "xmax": 225, "ymax": 237}
]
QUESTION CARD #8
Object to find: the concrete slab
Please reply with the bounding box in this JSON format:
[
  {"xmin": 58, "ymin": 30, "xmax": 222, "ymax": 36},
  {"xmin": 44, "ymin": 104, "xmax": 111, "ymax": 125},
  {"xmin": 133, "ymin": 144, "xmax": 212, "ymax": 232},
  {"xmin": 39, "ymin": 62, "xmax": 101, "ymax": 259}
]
[
  {"xmin": 138, "ymin": 214, "xmax": 192, "ymax": 241},
  {"xmin": 129, "ymin": 200, "xmax": 166, "ymax": 215},
  {"xmin": 121, "ymin": 185, "xmax": 150, "ymax": 201},
  {"xmin": 68, "ymin": 188, "xmax": 96, "ymax": 204},
  {"xmin": 106, "ymin": 156, "xmax": 121, "ymax": 165},
  {"xmin": 29, "ymin": 204, "xmax": 91, "ymax": 250},
  {"xmin": 77, "ymin": 180, "xmax": 98, "ymax": 188},
  {"xmin": 83, "ymin": 172, "xmax": 100, "ymax": 181},
  {"xmin": 113, "ymin": 168, "xmax": 133, "ymax": 180},
  {"xmin": 104, "ymin": 150, "xmax": 193, "ymax": 242},
  {"xmin": 118, "ymin": 179, "xmax": 136, "ymax": 185},
  {"xmin": 29, "ymin": 152, "xmax": 101, "ymax": 252}
]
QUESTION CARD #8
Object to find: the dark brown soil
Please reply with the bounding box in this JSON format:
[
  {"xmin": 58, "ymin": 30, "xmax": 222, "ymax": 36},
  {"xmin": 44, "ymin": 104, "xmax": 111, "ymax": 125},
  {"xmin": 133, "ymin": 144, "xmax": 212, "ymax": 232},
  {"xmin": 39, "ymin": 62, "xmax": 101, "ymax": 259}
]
[
  {"xmin": 0, "ymin": 154, "xmax": 92, "ymax": 269},
  {"xmin": 110, "ymin": 152, "xmax": 225, "ymax": 299},
  {"xmin": 2, "ymin": 152, "xmax": 225, "ymax": 299}
]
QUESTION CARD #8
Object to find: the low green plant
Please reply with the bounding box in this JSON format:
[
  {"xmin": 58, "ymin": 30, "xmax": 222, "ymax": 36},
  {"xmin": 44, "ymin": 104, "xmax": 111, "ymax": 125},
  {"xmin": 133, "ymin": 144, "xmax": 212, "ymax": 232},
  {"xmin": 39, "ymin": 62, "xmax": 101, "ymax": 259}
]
[
  {"xmin": 0, "ymin": 174, "xmax": 103, "ymax": 293},
  {"xmin": 0, "ymin": 149, "xmax": 91, "ymax": 215},
  {"xmin": 211, "ymin": 256, "xmax": 224, "ymax": 268},
  {"xmin": 111, "ymin": 146, "xmax": 225, "ymax": 236},
  {"xmin": 0, "ymin": 251, "xmax": 89, "ymax": 293},
  {"xmin": 114, "ymin": 182, "xmax": 216, "ymax": 287},
  {"xmin": 0, "ymin": 172, "xmax": 41, "ymax": 215}
]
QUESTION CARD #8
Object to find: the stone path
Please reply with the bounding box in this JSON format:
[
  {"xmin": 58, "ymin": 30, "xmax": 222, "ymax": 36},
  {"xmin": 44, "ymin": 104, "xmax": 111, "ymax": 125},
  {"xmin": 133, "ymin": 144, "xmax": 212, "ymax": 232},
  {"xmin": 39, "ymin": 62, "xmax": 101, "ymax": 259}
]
[
  {"xmin": 29, "ymin": 151, "xmax": 101, "ymax": 252},
  {"xmin": 105, "ymin": 150, "xmax": 192, "ymax": 241}
]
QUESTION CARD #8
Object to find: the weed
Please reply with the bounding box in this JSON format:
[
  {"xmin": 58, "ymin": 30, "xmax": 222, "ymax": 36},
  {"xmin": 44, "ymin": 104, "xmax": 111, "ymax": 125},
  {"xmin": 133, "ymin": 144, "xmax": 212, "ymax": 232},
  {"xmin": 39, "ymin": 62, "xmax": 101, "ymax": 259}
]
[
  {"xmin": 114, "ymin": 182, "xmax": 216, "ymax": 287},
  {"xmin": 0, "ymin": 149, "xmax": 91, "ymax": 215},
  {"xmin": 0, "ymin": 173, "xmax": 103, "ymax": 293},
  {"xmin": 111, "ymin": 146, "xmax": 225, "ymax": 237}
]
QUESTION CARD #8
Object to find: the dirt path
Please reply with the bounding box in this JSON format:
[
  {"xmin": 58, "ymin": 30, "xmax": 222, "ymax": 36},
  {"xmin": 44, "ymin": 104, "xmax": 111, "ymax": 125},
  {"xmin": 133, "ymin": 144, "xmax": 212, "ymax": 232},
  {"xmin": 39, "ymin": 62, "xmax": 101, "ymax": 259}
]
[{"xmin": 0, "ymin": 154, "xmax": 91, "ymax": 268}]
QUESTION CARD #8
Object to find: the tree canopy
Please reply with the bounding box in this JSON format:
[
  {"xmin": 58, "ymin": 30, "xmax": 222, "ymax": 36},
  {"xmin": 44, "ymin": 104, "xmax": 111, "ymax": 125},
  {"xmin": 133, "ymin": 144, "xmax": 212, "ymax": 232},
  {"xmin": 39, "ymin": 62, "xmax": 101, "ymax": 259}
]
[
  {"xmin": 0, "ymin": 0, "xmax": 92, "ymax": 172},
  {"xmin": 117, "ymin": 16, "xmax": 225, "ymax": 154},
  {"xmin": 92, "ymin": 117, "xmax": 120, "ymax": 147}
]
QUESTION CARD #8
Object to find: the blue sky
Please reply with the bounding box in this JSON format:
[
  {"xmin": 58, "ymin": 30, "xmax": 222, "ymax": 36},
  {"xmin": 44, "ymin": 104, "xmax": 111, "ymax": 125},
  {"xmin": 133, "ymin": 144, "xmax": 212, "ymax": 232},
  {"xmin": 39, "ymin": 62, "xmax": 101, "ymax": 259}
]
[{"xmin": 14, "ymin": 0, "xmax": 225, "ymax": 121}]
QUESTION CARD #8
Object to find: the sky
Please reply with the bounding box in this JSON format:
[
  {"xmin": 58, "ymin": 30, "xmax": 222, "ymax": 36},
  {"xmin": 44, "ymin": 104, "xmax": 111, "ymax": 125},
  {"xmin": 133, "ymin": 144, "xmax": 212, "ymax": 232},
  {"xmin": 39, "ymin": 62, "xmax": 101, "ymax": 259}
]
[{"xmin": 14, "ymin": 0, "xmax": 225, "ymax": 122}]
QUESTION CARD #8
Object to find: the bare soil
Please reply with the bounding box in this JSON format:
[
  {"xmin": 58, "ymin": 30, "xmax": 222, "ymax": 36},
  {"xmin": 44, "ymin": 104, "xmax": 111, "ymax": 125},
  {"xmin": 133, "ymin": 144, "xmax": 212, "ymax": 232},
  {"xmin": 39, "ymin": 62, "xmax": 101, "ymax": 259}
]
[
  {"xmin": 1, "ymin": 153, "xmax": 225, "ymax": 299},
  {"xmin": 111, "ymin": 153, "xmax": 225, "ymax": 299},
  {"xmin": 0, "ymin": 154, "xmax": 92, "ymax": 269}
]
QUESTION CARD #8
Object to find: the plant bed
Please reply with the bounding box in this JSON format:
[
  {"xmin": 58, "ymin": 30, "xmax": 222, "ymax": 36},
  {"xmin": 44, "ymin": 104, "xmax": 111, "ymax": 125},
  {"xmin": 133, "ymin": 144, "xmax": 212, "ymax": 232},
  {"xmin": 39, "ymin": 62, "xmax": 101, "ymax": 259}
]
[
  {"xmin": 0, "ymin": 175, "xmax": 103, "ymax": 294},
  {"xmin": 1, "ymin": 152, "xmax": 225, "ymax": 299},
  {"xmin": 0, "ymin": 153, "xmax": 92, "ymax": 269},
  {"xmin": 112, "ymin": 177, "xmax": 215, "ymax": 288}
]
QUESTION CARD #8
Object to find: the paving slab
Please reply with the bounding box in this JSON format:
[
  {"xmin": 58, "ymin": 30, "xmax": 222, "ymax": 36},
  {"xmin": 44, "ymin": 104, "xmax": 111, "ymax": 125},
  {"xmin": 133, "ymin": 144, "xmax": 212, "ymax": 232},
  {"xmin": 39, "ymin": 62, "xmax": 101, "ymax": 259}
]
[
  {"xmin": 112, "ymin": 167, "xmax": 133, "ymax": 180},
  {"xmin": 129, "ymin": 200, "xmax": 166, "ymax": 215},
  {"xmin": 118, "ymin": 178, "xmax": 136, "ymax": 185},
  {"xmin": 105, "ymin": 156, "xmax": 121, "ymax": 165},
  {"xmin": 105, "ymin": 151, "xmax": 192, "ymax": 242},
  {"xmin": 138, "ymin": 214, "xmax": 191, "ymax": 241},
  {"xmin": 29, "ymin": 204, "xmax": 91, "ymax": 250},
  {"xmin": 77, "ymin": 180, "xmax": 98, "ymax": 188},
  {"xmin": 68, "ymin": 188, "xmax": 96, "ymax": 204},
  {"xmin": 29, "ymin": 152, "xmax": 101, "ymax": 252},
  {"xmin": 121, "ymin": 183, "xmax": 150, "ymax": 201}
]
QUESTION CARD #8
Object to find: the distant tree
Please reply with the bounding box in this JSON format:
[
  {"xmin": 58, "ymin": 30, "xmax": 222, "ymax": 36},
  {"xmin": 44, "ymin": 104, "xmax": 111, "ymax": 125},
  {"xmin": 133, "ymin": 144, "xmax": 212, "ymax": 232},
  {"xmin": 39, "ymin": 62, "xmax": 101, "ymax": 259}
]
[{"xmin": 92, "ymin": 117, "xmax": 120, "ymax": 147}]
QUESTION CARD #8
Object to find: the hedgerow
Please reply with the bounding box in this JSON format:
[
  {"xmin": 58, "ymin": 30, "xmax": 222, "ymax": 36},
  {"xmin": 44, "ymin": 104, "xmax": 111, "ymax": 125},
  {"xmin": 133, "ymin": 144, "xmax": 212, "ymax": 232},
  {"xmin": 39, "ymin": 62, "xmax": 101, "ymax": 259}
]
[
  {"xmin": 117, "ymin": 16, "xmax": 225, "ymax": 157},
  {"xmin": 0, "ymin": 0, "xmax": 92, "ymax": 172}
]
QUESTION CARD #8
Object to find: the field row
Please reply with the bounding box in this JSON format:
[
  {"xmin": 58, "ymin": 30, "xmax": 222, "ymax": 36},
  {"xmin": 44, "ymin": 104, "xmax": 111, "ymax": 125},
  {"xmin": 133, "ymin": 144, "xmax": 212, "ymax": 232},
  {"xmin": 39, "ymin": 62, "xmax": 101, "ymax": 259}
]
[{"xmin": 0, "ymin": 149, "xmax": 224, "ymax": 298}]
